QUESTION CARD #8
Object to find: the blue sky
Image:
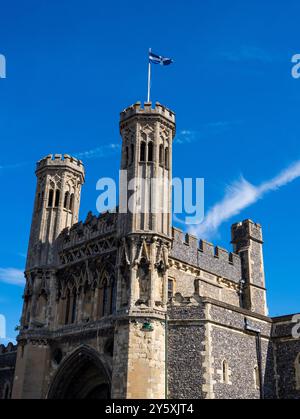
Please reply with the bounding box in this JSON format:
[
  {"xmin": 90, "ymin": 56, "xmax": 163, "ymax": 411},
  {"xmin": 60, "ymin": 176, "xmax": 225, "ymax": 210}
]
[{"xmin": 0, "ymin": 0, "xmax": 300, "ymax": 343}]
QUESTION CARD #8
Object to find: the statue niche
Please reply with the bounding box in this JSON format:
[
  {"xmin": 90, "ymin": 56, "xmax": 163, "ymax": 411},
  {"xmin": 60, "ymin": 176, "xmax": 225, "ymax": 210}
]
[
  {"xmin": 34, "ymin": 290, "xmax": 48, "ymax": 326},
  {"xmin": 137, "ymin": 257, "xmax": 150, "ymax": 306},
  {"xmin": 119, "ymin": 261, "xmax": 130, "ymax": 307}
]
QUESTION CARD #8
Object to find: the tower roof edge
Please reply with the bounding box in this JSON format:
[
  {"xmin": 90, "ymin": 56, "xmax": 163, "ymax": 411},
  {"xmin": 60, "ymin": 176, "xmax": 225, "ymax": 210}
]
[
  {"xmin": 120, "ymin": 101, "xmax": 176, "ymax": 124},
  {"xmin": 35, "ymin": 154, "xmax": 85, "ymax": 177}
]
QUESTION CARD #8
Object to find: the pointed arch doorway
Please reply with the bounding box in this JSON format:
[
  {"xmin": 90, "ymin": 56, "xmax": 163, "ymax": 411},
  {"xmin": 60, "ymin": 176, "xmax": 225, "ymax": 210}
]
[{"xmin": 47, "ymin": 345, "xmax": 111, "ymax": 399}]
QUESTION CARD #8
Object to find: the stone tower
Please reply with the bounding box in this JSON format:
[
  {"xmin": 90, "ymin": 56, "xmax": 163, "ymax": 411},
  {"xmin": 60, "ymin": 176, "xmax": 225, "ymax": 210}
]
[
  {"xmin": 112, "ymin": 102, "xmax": 176, "ymax": 399},
  {"xmin": 26, "ymin": 154, "xmax": 85, "ymax": 269},
  {"xmin": 12, "ymin": 155, "xmax": 85, "ymax": 399},
  {"xmin": 231, "ymin": 220, "xmax": 267, "ymax": 315}
]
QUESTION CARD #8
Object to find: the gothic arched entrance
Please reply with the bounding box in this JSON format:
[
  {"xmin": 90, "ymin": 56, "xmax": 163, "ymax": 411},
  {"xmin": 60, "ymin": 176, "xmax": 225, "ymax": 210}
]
[{"xmin": 47, "ymin": 345, "xmax": 111, "ymax": 399}]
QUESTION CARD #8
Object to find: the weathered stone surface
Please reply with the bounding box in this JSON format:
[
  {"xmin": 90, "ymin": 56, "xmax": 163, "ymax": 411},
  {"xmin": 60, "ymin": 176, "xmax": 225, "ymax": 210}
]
[
  {"xmin": 0, "ymin": 344, "xmax": 17, "ymax": 399},
  {"xmin": 1, "ymin": 103, "xmax": 299, "ymax": 400}
]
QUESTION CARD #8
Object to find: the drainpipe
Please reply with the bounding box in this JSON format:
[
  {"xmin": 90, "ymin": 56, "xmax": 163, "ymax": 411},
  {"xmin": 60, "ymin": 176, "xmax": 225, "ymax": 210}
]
[
  {"xmin": 244, "ymin": 318, "xmax": 264, "ymax": 400},
  {"xmin": 238, "ymin": 279, "xmax": 246, "ymax": 308}
]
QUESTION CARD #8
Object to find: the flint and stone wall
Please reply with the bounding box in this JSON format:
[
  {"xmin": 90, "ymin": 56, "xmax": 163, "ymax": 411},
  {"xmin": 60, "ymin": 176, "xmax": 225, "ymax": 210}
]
[
  {"xmin": 272, "ymin": 316, "xmax": 300, "ymax": 399},
  {"xmin": 167, "ymin": 304, "xmax": 206, "ymax": 399}
]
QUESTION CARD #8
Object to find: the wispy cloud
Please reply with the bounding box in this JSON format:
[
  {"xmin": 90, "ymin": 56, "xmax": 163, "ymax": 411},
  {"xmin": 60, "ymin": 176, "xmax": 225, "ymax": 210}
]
[
  {"xmin": 190, "ymin": 160, "xmax": 300, "ymax": 239},
  {"xmin": 0, "ymin": 268, "xmax": 25, "ymax": 286},
  {"xmin": 74, "ymin": 143, "xmax": 121, "ymax": 160},
  {"xmin": 175, "ymin": 121, "xmax": 242, "ymax": 145},
  {"xmin": 219, "ymin": 46, "xmax": 282, "ymax": 64},
  {"xmin": 175, "ymin": 130, "xmax": 197, "ymax": 145}
]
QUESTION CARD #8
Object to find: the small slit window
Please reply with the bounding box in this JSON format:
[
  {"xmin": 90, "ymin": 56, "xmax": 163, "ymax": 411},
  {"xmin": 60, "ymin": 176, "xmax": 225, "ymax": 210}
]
[
  {"xmin": 165, "ymin": 147, "xmax": 169, "ymax": 169},
  {"xmin": 159, "ymin": 144, "xmax": 164, "ymax": 165},
  {"xmin": 254, "ymin": 366, "xmax": 260, "ymax": 390},
  {"xmin": 111, "ymin": 279, "xmax": 117, "ymax": 314},
  {"xmin": 131, "ymin": 144, "xmax": 134, "ymax": 164},
  {"xmin": 48, "ymin": 189, "xmax": 54, "ymax": 207},
  {"xmin": 222, "ymin": 360, "xmax": 229, "ymax": 384},
  {"xmin": 64, "ymin": 192, "xmax": 70, "ymax": 209},
  {"xmin": 168, "ymin": 279, "xmax": 174, "ymax": 300},
  {"xmin": 71, "ymin": 289, "xmax": 77, "ymax": 324},
  {"xmin": 140, "ymin": 142, "xmax": 146, "ymax": 162},
  {"xmin": 54, "ymin": 190, "xmax": 60, "ymax": 207},
  {"xmin": 103, "ymin": 283, "xmax": 109, "ymax": 316},
  {"xmin": 65, "ymin": 290, "xmax": 70, "ymax": 324},
  {"xmin": 148, "ymin": 142, "xmax": 153, "ymax": 162},
  {"xmin": 69, "ymin": 194, "xmax": 74, "ymax": 212}
]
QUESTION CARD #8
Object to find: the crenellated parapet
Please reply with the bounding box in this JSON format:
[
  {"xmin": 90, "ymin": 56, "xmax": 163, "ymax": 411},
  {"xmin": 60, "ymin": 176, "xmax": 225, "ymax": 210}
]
[
  {"xmin": 172, "ymin": 227, "xmax": 241, "ymax": 265},
  {"xmin": 0, "ymin": 343, "xmax": 17, "ymax": 355},
  {"xmin": 120, "ymin": 101, "xmax": 175, "ymax": 125},
  {"xmin": 0, "ymin": 343, "xmax": 17, "ymax": 398},
  {"xmin": 231, "ymin": 219, "xmax": 263, "ymax": 250},
  {"xmin": 57, "ymin": 211, "xmax": 118, "ymax": 267},
  {"xmin": 36, "ymin": 154, "xmax": 85, "ymax": 181},
  {"xmin": 58, "ymin": 211, "xmax": 118, "ymax": 251},
  {"xmin": 0, "ymin": 343, "xmax": 17, "ymax": 369},
  {"xmin": 231, "ymin": 219, "xmax": 267, "ymax": 315},
  {"xmin": 171, "ymin": 227, "xmax": 242, "ymax": 283}
]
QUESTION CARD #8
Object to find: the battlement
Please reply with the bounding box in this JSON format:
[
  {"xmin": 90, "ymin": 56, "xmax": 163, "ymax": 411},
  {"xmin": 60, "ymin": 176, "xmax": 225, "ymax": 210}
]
[
  {"xmin": 172, "ymin": 227, "xmax": 240, "ymax": 265},
  {"xmin": 36, "ymin": 154, "xmax": 85, "ymax": 176},
  {"xmin": 231, "ymin": 219, "xmax": 263, "ymax": 245},
  {"xmin": 58, "ymin": 210, "xmax": 118, "ymax": 251},
  {"xmin": 0, "ymin": 342, "xmax": 17, "ymax": 355},
  {"xmin": 171, "ymin": 226, "xmax": 242, "ymax": 283},
  {"xmin": 120, "ymin": 101, "xmax": 176, "ymax": 124}
]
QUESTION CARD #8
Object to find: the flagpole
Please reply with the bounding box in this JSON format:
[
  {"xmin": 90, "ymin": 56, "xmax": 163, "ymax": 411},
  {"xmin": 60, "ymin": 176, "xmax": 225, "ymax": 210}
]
[{"xmin": 147, "ymin": 48, "xmax": 151, "ymax": 102}]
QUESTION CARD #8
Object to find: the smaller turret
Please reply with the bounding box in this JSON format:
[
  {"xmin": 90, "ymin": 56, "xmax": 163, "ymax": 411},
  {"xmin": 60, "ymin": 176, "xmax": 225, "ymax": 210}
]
[
  {"xmin": 231, "ymin": 219, "xmax": 267, "ymax": 315},
  {"xmin": 26, "ymin": 154, "xmax": 85, "ymax": 270}
]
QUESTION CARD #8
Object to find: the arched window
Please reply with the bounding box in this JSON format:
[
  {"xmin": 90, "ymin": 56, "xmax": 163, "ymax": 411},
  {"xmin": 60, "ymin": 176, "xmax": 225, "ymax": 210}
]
[
  {"xmin": 295, "ymin": 354, "xmax": 300, "ymax": 389},
  {"xmin": 64, "ymin": 192, "xmax": 70, "ymax": 209},
  {"xmin": 140, "ymin": 142, "xmax": 146, "ymax": 162},
  {"xmin": 71, "ymin": 289, "xmax": 77, "ymax": 324},
  {"xmin": 222, "ymin": 360, "xmax": 229, "ymax": 384},
  {"xmin": 111, "ymin": 278, "xmax": 117, "ymax": 314},
  {"xmin": 125, "ymin": 146, "xmax": 129, "ymax": 166},
  {"xmin": 148, "ymin": 142, "xmax": 153, "ymax": 162},
  {"xmin": 55, "ymin": 190, "xmax": 60, "ymax": 207},
  {"xmin": 254, "ymin": 366, "xmax": 260, "ymax": 390},
  {"xmin": 168, "ymin": 279, "xmax": 174, "ymax": 300},
  {"xmin": 159, "ymin": 144, "xmax": 164, "ymax": 165},
  {"xmin": 69, "ymin": 194, "xmax": 74, "ymax": 212},
  {"xmin": 48, "ymin": 189, "xmax": 54, "ymax": 207},
  {"xmin": 131, "ymin": 144, "xmax": 134, "ymax": 164},
  {"xmin": 65, "ymin": 289, "xmax": 71, "ymax": 325},
  {"xmin": 165, "ymin": 147, "xmax": 169, "ymax": 169},
  {"xmin": 83, "ymin": 282, "xmax": 92, "ymax": 321},
  {"xmin": 102, "ymin": 283, "xmax": 109, "ymax": 317}
]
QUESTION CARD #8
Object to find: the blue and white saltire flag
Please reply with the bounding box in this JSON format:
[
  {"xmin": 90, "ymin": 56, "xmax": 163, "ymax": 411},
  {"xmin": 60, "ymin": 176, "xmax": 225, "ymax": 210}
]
[
  {"xmin": 147, "ymin": 49, "xmax": 173, "ymax": 101},
  {"xmin": 149, "ymin": 51, "xmax": 173, "ymax": 66}
]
